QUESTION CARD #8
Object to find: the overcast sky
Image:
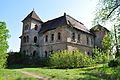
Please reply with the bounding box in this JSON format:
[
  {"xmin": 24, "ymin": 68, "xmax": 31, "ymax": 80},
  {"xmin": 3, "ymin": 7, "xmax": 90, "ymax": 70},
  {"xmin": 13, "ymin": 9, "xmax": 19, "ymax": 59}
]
[{"xmin": 0, "ymin": 0, "xmax": 101, "ymax": 52}]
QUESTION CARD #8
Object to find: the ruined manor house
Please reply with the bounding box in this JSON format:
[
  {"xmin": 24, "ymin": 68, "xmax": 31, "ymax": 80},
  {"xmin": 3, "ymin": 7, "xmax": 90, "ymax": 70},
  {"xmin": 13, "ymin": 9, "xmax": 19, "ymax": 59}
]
[{"xmin": 19, "ymin": 10, "xmax": 109, "ymax": 57}]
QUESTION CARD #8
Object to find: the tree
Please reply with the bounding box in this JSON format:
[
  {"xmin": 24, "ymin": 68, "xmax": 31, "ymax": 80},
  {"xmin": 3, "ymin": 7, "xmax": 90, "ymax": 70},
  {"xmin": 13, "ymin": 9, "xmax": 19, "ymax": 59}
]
[
  {"xmin": 102, "ymin": 32, "xmax": 113, "ymax": 52},
  {"xmin": 94, "ymin": 0, "xmax": 120, "ymax": 57},
  {"xmin": 0, "ymin": 21, "xmax": 9, "ymax": 68},
  {"xmin": 94, "ymin": 0, "xmax": 120, "ymax": 23},
  {"xmin": 102, "ymin": 32, "xmax": 114, "ymax": 59}
]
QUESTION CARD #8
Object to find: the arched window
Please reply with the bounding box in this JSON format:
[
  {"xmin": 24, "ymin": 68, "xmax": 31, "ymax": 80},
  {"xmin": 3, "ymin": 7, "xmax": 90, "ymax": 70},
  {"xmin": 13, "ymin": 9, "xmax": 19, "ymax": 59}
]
[
  {"xmin": 45, "ymin": 35, "xmax": 48, "ymax": 42},
  {"xmin": 87, "ymin": 36, "xmax": 89, "ymax": 45},
  {"xmin": 35, "ymin": 25, "xmax": 38, "ymax": 30},
  {"xmin": 58, "ymin": 32, "xmax": 61, "ymax": 40},
  {"xmin": 33, "ymin": 51, "xmax": 36, "ymax": 57},
  {"xmin": 51, "ymin": 34, "xmax": 54, "ymax": 41},
  {"xmin": 72, "ymin": 32, "xmax": 75, "ymax": 41},
  {"xmin": 91, "ymin": 38, "xmax": 93, "ymax": 45},
  {"xmin": 23, "ymin": 36, "xmax": 26, "ymax": 43},
  {"xmin": 26, "ymin": 36, "xmax": 29, "ymax": 42},
  {"xmin": 34, "ymin": 36, "xmax": 37, "ymax": 43},
  {"xmin": 45, "ymin": 51, "xmax": 47, "ymax": 58},
  {"xmin": 87, "ymin": 52, "xmax": 90, "ymax": 55},
  {"xmin": 78, "ymin": 34, "xmax": 80, "ymax": 42}
]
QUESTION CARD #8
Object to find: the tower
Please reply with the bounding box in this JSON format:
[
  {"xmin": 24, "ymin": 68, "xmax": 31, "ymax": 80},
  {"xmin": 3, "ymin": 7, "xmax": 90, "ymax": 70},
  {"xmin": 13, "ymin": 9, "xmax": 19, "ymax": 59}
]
[
  {"xmin": 20, "ymin": 10, "xmax": 43, "ymax": 56},
  {"xmin": 90, "ymin": 24, "xmax": 109, "ymax": 49}
]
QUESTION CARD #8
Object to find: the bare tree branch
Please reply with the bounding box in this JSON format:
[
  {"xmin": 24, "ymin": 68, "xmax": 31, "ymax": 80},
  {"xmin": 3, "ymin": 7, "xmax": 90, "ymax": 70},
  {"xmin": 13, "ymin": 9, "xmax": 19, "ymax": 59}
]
[{"xmin": 107, "ymin": 4, "xmax": 120, "ymax": 18}]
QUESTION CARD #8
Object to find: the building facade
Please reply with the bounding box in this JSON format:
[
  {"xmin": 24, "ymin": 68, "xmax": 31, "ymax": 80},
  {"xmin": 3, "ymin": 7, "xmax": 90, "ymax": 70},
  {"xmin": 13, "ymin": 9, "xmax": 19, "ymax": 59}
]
[{"xmin": 20, "ymin": 10, "xmax": 109, "ymax": 58}]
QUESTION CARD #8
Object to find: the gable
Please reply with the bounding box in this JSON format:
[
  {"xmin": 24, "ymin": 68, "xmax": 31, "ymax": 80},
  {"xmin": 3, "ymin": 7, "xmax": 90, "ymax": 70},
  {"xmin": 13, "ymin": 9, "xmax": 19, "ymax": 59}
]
[
  {"xmin": 90, "ymin": 24, "xmax": 109, "ymax": 32},
  {"xmin": 22, "ymin": 10, "xmax": 43, "ymax": 22}
]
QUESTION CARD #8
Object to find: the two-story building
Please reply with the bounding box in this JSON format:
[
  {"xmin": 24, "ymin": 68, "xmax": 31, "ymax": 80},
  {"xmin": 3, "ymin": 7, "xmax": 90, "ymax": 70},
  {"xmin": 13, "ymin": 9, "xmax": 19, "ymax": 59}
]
[{"xmin": 20, "ymin": 10, "xmax": 109, "ymax": 58}]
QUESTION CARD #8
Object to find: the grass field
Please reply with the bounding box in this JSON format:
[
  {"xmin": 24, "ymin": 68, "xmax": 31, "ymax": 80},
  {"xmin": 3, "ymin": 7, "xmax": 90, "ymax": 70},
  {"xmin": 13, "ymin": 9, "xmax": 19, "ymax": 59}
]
[
  {"xmin": 0, "ymin": 64, "xmax": 120, "ymax": 80},
  {"xmin": 0, "ymin": 69, "xmax": 38, "ymax": 80}
]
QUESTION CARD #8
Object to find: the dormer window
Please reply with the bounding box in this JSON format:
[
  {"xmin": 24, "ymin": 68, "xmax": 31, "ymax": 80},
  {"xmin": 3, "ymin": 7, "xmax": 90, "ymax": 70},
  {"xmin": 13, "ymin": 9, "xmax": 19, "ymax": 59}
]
[{"xmin": 35, "ymin": 24, "xmax": 38, "ymax": 30}]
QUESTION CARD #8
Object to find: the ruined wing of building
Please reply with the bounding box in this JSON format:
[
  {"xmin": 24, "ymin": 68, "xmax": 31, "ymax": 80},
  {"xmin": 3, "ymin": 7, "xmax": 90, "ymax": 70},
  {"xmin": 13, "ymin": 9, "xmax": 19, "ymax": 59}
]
[{"xmin": 19, "ymin": 10, "xmax": 109, "ymax": 58}]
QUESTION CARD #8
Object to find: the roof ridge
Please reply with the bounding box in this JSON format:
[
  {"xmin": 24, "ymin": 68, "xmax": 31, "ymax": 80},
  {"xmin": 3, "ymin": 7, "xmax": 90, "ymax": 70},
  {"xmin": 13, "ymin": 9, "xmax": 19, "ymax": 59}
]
[
  {"xmin": 90, "ymin": 24, "xmax": 109, "ymax": 32},
  {"xmin": 66, "ymin": 14, "xmax": 90, "ymax": 30},
  {"xmin": 40, "ymin": 13, "xmax": 91, "ymax": 34},
  {"xmin": 66, "ymin": 14, "xmax": 84, "ymax": 25},
  {"xmin": 44, "ymin": 15, "xmax": 65, "ymax": 24}
]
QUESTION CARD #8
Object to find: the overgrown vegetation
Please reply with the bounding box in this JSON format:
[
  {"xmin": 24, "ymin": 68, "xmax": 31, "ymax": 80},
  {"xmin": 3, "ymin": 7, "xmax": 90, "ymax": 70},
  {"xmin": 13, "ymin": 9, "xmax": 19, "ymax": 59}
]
[
  {"xmin": 7, "ymin": 52, "xmax": 30, "ymax": 65},
  {"xmin": 94, "ymin": 0, "xmax": 120, "ymax": 57},
  {"xmin": 108, "ymin": 58, "xmax": 120, "ymax": 67},
  {"xmin": 49, "ymin": 50, "xmax": 94, "ymax": 69},
  {"xmin": 22, "ymin": 64, "xmax": 120, "ymax": 80},
  {"xmin": 0, "ymin": 21, "xmax": 9, "ymax": 69},
  {"xmin": 93, "ymin": 47, "xmax": 110, "ymax": 64},
  {"xmin": 1, "ymin": 64, "xmax": 120, "ymax": 80},
  {"xmin": 7, "ymin": 52, "xmax": 48, "ymax": 68}
]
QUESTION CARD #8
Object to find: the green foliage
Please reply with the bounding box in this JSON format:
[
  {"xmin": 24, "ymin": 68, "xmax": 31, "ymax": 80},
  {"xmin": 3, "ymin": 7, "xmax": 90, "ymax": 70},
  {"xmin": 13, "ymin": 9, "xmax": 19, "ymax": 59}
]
[
  {"xmin": 102, "ymin": 33, "xmax": 114, "ymax": 58},
  {"xmin": 102, "ymin": 33, "xmax": 113, "ymax": 51},
  {"xmin": 7, "ymin": 52, "xmax": 48, "ymax": 68},
  {"xmin": 94, "ymin": 0, "xmax": 120, "ymax": 57},
  {"xmin": 94, "ymin": 0, "xmax": 120, "ymax": 24},
  {"xmin": 108, "ymin": 58, "xmax": 120, "ymax": 67},
  {"xmin": 7, "ymin": 52, "xmax": 30, "ymax": 66},
  {"xmin": 49, "ymin": 50, "xmax": 94, "ymax": 68},
  {"xmin": 93, "ymin": 47, "xmax": 110, "ymax": 63},
  {"xmin": 0, "ymin": 21, "xmax": 9, "ymax": 69},
  {"xmin": 97, "ymin": 65, "xmax": 120, "ymax": 79}
]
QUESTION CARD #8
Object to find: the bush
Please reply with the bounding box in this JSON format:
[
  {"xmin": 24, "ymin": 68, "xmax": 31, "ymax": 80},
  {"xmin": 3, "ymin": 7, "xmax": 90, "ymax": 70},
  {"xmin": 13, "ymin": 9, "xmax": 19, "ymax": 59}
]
[
  {"xmin": 49, "ymin": 50, "xmax": 94, "ymax": 69},
  {"xmin": 93, "ymin": 47, "xmax": 110, "ymax": 64},
  {"xmin": 7, "ymin": 52, "xmax": 30, "ymax": 65},
  {"xmin": 108, "ymin": 58, "xmax": 120, "ymax": 67},
  {"xmin": 7, "ymin": 52, "xmax": 49, "ymax": 68}
]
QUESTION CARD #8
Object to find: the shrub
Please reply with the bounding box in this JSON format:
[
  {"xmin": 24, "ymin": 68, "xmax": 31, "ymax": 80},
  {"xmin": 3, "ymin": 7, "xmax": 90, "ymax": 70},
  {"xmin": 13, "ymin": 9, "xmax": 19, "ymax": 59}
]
[
  {"xmin": 7, "ymin": 52, "xmax": 30, "ymax": 65},
  {"xmin": 108, "ymin": 58, "xmax": 120, "ymax": 67},
  {"xmin": 7, "ymin": 52, "xmax": 49, "ymax": 67},
  {"xmin": 49, "ymin": 50, "xmax": 94, "ymax": 69},
  {"xmin": 93, "ymin": 47, "xmax": 110, "ymax": 64}
]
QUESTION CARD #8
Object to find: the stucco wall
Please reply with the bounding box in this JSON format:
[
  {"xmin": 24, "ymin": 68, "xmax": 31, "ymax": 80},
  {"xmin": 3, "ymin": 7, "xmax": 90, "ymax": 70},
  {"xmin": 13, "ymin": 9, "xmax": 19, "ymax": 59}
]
[
  {"xmin": 20, "ymin": 19, "xmax": 42, "ymax": 56},
  {"xmin": 39, "ymin": 25, "xmax": 94, "ymax": 57}
]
